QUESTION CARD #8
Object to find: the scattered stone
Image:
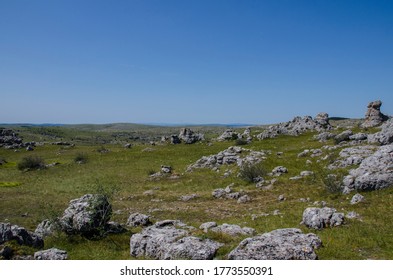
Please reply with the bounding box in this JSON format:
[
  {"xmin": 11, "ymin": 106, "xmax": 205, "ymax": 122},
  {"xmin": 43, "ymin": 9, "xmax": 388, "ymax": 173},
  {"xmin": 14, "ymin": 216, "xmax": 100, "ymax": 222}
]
[
  {"xmin": 178, "ymin": 128, "xmax": 204, "ymax": 144},
  {"xmin": 300, "ymin": 171, "xmax": 313, "ymax": 177},
  {"xmin": 206, "ymin": 223, "xmax": 256, "ymax": 236},
  {"xmin": 346, "ymin": 211, "xmax": 361, "ymax": 220},
  {"xmin": 160, "ymin": 165, "xmax": 172, "ymax": 174},
  {"xmin": 278, "ymin": 194, "xmax": 285, "ymax": 201},
  {"xmin": 130, "ymin": 220, "xmax": 221, "ymax": 260},
  {"xmin": 179, "ymin": 194, "xmax": 198, "ymax": 202},
  {"xmin": 350, "ymin": 193, "xmax": 365, "ymax": 205},
  {"xmin": 228, "ymin": 228, "xmax": 322, "ymax": 260},
  {"xmin": 34, "ymin": 248, "xmax": 68, "ymax": 260},
  {"xmin": 58, "ymin": 194, "xmax": 112, "ymax": 237},
  {"xmin": 127, "ymin": 213, "xmax": 152, "ymax": 227},
  {"xmin": 301, "ymin": 207, "xmax": 345, "ymax": 230},
  {"xmin": 314, "ymin": 132, "xmax": 336, "ymax": 142},
  {"xmin": 26, "ymin": 145, "xmax": 34, "ymax": 151},
  {"xmin": 361, "ymin": 100, "xmax": 389, "ymax": 128},
  {"xmin": 342, "ymin": 144, "xmax": 393, "ymax": 193},
  {"xmin": 212, "ymin": 184, "xmax": 242, "ymax": 200},
  {"xmin": 124, "ymin": 143, "xmax": 132, "ymax": 149},
  {"xmin": 199, "ymin": 222, "xmax": 218, "ymax": 233},
  {"xmin": 272, "ymin": 166, "xmax": 288, "ymax": 176},
  {"xmin": 237, "ymin": 195, "xmax": 251, "ymax": 204},
  {"xmin": 273, "ymin": 209, "xmax": 281, "ymax": 216},
  {"xmin": 143, "ymin": 190, "xmax": 155, "ymax": 196},
  {"xmin": 0, "ymin": 223, "xmax": 44, "ymax": 248},
  {"xmin": 297, "ymin": 149, "xmax": 310, "ymax": 157}
]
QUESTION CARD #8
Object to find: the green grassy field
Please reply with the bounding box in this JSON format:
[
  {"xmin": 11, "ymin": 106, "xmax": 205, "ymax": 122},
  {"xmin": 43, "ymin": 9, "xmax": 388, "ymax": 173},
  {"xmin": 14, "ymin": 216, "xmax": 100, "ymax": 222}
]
[{"xmin": 1, "ymin": 123, "xmax": 393, "ymax": 259}]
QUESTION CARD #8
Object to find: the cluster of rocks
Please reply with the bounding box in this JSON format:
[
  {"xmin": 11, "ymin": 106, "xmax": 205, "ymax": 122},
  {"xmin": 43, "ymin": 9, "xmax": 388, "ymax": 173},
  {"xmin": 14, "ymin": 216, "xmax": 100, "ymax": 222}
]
[
  {"xmin": 212, "ymin": 184, "xmax": 250, "ymax": 203},
  {"xmin": 130, "ymin": 220, "xmax": 222, "ymax": 260},
  {"xmin": 166, "ymin": 128, "xmax": 204, "ymax": 144},
  {"xmin": 186, "ymin": 146, "xmax": 267, "ymax": 172},
  {"xmin": 228, "ymin": 228, "xmax": 322, "ymax": 260},
  {"xmin": 301, "ymin": 207, "xmax": 345, "ymax": 230},
  {"xmin": 0, "ymin": 128, "xmax": 35, "ymax": 150},
  {"xmin": 256, "ymin": 113, "xmax": 331, "ymax": 140},
  {"xmin": 217, "ymin": 129, "xmax": 240, "ymax": 141},
  {"xmin": 328, "ymin": 145, "xmax": 377, "ymax": 169},
  {"xmin": 289, "ymin": 170, "xmax": 314, "ymax": 180}
]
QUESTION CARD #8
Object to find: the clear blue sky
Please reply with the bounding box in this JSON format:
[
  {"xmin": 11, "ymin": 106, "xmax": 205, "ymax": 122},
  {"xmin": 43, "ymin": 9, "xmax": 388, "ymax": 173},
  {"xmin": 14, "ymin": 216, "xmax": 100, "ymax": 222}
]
[{"xmin": 1, "ymin": 0, "xmax": 392, "ymax": 124}]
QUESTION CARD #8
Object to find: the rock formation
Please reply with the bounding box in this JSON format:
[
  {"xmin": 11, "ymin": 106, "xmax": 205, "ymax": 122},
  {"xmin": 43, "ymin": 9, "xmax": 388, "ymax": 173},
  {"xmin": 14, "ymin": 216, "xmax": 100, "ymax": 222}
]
[
  {"xmin": 178, "ymin": 128, "xmax": 204, "ymax": 144},
  {"xmin": 228, "ymin": 228, "xmax": 322, "ymax": 260},
  {"xmin": 361, "ymin": 100, "xmax": 389, "ymax": 128},
  {"xmin": 301, "ymin": 207, "xmax": 345, "ymax": 230}
]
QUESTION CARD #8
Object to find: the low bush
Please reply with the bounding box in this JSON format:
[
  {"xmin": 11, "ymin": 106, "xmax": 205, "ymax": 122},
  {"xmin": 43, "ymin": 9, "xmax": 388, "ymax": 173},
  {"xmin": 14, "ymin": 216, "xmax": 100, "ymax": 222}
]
[
  {"xmin": 17, "ymin": 156, "xmax": 45, "ymax": 171},
  {"xmin": 239, "ymin": 162, "xmax": 267, "ymax": 183},
  {"xmin": 74, "ymin": 153, "xmax": 89, "ymax": 164}
]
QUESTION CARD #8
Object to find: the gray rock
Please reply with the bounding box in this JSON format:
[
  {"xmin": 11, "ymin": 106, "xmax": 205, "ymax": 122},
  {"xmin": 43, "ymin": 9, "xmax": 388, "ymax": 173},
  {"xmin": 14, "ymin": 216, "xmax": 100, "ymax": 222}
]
[
  {"xmin": 199, "ymin": 222, "xmax": 218, "ymax": 233},
  {"xmin": 160, "ymin": 165, "xmax": 172, "ymax": 174},
  {"xmin": 34, "ymin": 248, "xmax": 68, "ymax": 260},
  {"xmin": 208, "ymin": 223, "xmax": 256, "ymax": 236},
  {"xmin": 350, "ymin": 193, "xmax": 365, "ymax": 205},
  {"xmin": 342, "ymin": 144, "xmax": 393, "ymax": 193},
  {"xmin": 346, "ymin": 211, "xmax": 361, "ymax": 219},
  {"xmin": 35, "ymin": 219, "xmax": 55, "ymax": 238},
  {"xmin": 272, "ymin": 166, "xmax": 288, "ymax": 176},
  {"xmin": 228, "ymin": 228, "xmax": 322, "ymax": 260},
  {"xmin": 361, "ymin": 100, "xmax": 389, "ymax": 128},
  {"xmin": 237, "ymin": 195, "xmax": 251, "ymax": 204},
  {"xmin": 130, "ymin": 220, "xmax": 220, "ymax": 259},
  {"xmin": 105, "ymin": 221, "xmax": 126, "ymax": 234},
  {"xmin": 314, "ymin": 132, "xmax": 336, "ymax": 142},
  {"xmin": 349, "ymin": 133, "xmax": 368, "ymax": 141},
  {"xmin": 58, "ymin": 194, "xmax": 112, "ymax": 237},
  {"xmin": 278, "ymin": 194, "xmax": 285, "ymax": 201},
  {"xmin": 0, "ymin": 223, "xmax": 44, "ymax": 248},
  {"xmin": 179, "ymin": 194, "xmax": 198, "ymax": 201},
  {"xmin": 368, "ymin": 118, "xmax": 393, "ymax": 145},
  {"xmin": 217, "ymin": 129, "xmax": 239, "ymax": 141},
  {"xmin": 334, "ymin": 130, "xmax": 353, "ymax": 143},
  {"xmin": 301, "ymin": 207, "xmax": 345, "ymax": 230},
  {"xmin": 328, "ymin": 145, "xmax": 377, "ymax": 169},
  {"xmin": 126, "ymin": 213, "xmax": 151, "ymax": 227},
  {"xmin": 300, "ymin": 171, "xmax": 314, "ymax": 177},
  {"xmin": 179, "ymin": 128, "xmax": 204, "ymax": 144}
]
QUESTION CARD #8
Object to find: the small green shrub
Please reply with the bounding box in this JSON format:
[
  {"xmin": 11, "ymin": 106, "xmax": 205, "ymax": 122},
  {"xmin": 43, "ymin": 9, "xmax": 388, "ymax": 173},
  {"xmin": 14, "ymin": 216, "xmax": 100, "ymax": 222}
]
[
  {"xmin": 74, "ymin": 152, "xmax": 88, "ymax": 164},
  {"xmin": 17, "ymin": 156, "xmax": 45, "ymax": 171},
  {"xmin": 235, "ymin": 138, "xmax": 248, "ymax": 145},
  {"xmin": 239, "ymin": 162, "xmax": 267, "ymax": 183}
]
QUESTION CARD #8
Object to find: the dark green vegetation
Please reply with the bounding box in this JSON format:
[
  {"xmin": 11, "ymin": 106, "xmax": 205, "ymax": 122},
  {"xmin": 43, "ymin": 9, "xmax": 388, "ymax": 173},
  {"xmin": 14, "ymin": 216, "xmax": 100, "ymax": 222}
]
[{"xmin": 1, "ymin": 122, "xmax": 393, "ymax": 260}]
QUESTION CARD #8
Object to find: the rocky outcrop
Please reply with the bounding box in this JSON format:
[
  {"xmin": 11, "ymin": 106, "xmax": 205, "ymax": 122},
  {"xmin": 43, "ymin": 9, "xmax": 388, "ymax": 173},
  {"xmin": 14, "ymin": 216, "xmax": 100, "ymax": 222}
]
[
  {"xmin": 178, "ymin": 128, "xmax": 204, "ymax": 144},
  {"xmin": 256, "ymin": 113, "xmax": 331, "ymax": 140},
  {"xmin": 350, "ymin": 193, "xmax": 365, "ymax": 205},
  {"xmin": 0, "ymin": 223, "xmax": 44, "ymax": 248},
  {"xmin": 368, "ymin": 118, "xmax": 393, "ymax": 145},
  {"xmin": 361, "ymin": 100, "xmax": 389, "ymax": 128},
  {"xmin": 186, "ymin": 146, "xmax": 266, "ymax": 172},
  {"xmin": 34, "ymin": 248, "xmax": 68, "ymax": 260},
  {"xmin": 130, "ymin": 220, "xmax": 221, "ymax": 260},
  {"xmin": 35, "ymin": 219, "xmax": 55, "ymax": 238},
  {"xmin": 0, "ymin": 128, "xmax": 31, "ymax": 149},
  {"xmin": 272, "ymin": 166, "xmax": 288, "ymax": 176},
  {"xmin": 200, "ymin": 222, "xmax": 255, "ymax": 236},
  {"xmin": 301, "ymin": 207, "xmax": 345, "ymax": 230},
  {"xmin": 212, "ymin": 184, "xmax": 242, "ymax": 200},
  {"xmin": 334, "ymin": 130, "xmax": 353, "ymax": 143},
  {"xmin": 228, "ymin": 228, "xmax": 322, "ymax": 260},
  {"xmin": 58, "ymin": 194, "xmax": 112, "ymax": 237},
  {"xmin": 170, "ymin": 135, "xmax": 181, "ymax": 144},
  {"xmin": 328, "ymin": 145, "xmax": 377, "ymax": 169},
  {"xmin": 217, "ymin": 129, "xmax": 240, "ymax": 141},
  {"xmin": 342, "ymin": 144, "xmax": 393, "ymax": 193}
]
